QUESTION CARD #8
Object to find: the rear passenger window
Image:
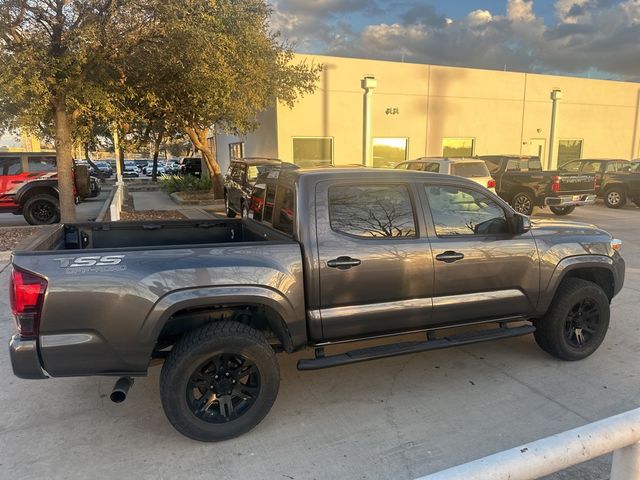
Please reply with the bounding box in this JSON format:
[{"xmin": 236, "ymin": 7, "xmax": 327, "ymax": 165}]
[
  {"xmin": 329, "ymin": 184, "xmax": 416, "ymax": 238},
  {"xmin": 263, "ymin": 184, "xmax": 276, "ymax": 223},
  {"xmin": 28, "ymin": 156, "xmax": 56, "ymax": 172},
  {"xmin": 273, "ymin": 187, "xmax": 295, "ymax": 235},
  {"xmin": 1, "ymin": 157, "xmax": 22, "ymax": 175},
  {"xmin": 426, "ymin": 185, "xmax": 508, "ymax": 236}
]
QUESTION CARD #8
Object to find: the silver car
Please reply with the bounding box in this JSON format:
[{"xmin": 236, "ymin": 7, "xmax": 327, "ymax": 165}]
[{"xmin": 395, "ymin": 157, "xmax": 496, "ymax": 193}]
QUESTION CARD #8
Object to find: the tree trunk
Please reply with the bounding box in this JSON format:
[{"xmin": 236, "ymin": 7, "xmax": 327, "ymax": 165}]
[
  {"xmin": 53, "ymin": 94, "xmax": 77, "ymax": 223},
  {"xmin": 151, "ymin": 124, "xmax": 165, "ymax": 182},
  {"xmin": 185, "ymin": 126, "xmax": 223, "ymax": 198}
]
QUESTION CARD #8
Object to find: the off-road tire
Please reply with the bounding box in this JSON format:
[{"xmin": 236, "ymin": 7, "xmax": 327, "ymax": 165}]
[
  {"xmin": 23, "ymin": 194, "xmax": 60, "ymax": 225},
  {"xmin": 160, "ymin": 322, "xmax": 280, "ymax": 442},
  {"xmin": 549, "ymin": 206, "xmax": 576, "ymax": 216},
  {"xmin": 603, "ymin": 187, "xmax": 626, "ymax": 209},
  {"xmin": 534, "ymin": 278, "xmax": 610, "ymax": 361},
  {"xmin": 510, "ymin": 191, "xmax": 535, "ymax": 216}
]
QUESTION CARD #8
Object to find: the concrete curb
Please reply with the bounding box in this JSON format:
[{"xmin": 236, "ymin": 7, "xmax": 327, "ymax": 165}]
[
  {"xmin": 169, "ymin": 191, "xmax": 224, "ymax": 207},
  {"xmin": 96, "ymin": 185, "xmax": 118, "ymax": 222},
  {"xmin": 0, "ymin": 251, "xmax": 12, "ymax": 264}
]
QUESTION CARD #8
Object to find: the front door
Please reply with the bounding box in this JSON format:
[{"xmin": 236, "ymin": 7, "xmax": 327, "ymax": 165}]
[
  {"xmin": 422, "ymin": 182, "xmax": 539, "ymax": 325},
  {"xmin": 315, "ymin": 181, "xmax": 433, "ymax": 340}
]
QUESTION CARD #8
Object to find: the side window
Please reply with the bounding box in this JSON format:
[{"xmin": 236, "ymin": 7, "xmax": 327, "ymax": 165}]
[
  {"xmin": 605, "ymin": 162, "xmax": 618, "ymax": 173},
  {"xmin": 0, "ymin": 157, "xmax": 22, "ymax": 175},
  {"xmin": 582, "ymin": 161, "xmax": 601, "ymax": 174},
  {"xmin": 273, "ymin": 187, "xmax": 295, "ymax": 235},
  {"xmin": 527, "ymin": 158, "xmax": 542, "ymax": 171},
  {"xmin": 263, "ymin": 184, "xmax": 276, "ymax": 223},
  {"xmin": 618, "ymin": 162, "xmax": 631, "ymax": 172},
  {"xmin": 395, "ymin": 163, "xmax": 409, "ymax": 170},
  {"xmin": 426, "ymin": 185, "xmax": 509, "ymax": 236},
  {"xmin": 329, "ymin": 184, "xmax": 416, "ymax": 238},
  {"xmin": 506, "ymin": 159, "xmax": 521, "ymax": 171},
  {"xmin": 423, "ymin": 162, "xmax": 441, "ymax": 173},
  {"xmin": 560, "ymin": 161, "xmax": 581, "ymax": 172},
  {"xmin": 28, "ymin": 156, "xmax": 56, "ymax": 173}
]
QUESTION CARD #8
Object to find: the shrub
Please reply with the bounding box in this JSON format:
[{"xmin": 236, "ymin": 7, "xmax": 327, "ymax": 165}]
[{"xmin": 160, "ymin": 175, "xmax": 212, "ymax": 193}]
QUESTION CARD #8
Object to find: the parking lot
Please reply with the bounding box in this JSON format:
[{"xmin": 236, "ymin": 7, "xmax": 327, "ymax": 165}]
[{"xmin": 0, "ymin": 201, "xmax": 638, "ymax": 480}]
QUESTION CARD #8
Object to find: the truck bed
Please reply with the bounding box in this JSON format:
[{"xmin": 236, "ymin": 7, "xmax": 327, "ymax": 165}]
[{"xmin": 15, "ymin": 218, "xmax": 289, "ymax": 252}]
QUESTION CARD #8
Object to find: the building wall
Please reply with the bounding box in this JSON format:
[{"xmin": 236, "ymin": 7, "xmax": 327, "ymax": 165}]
[{"xmin": 218, "ymin": 54, "xmax": 640, "ymax": 167}]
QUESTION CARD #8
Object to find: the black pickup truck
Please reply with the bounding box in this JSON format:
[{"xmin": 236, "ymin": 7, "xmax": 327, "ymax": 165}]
[
  {"xmin": 558, "ymin": 159, "xmax": 640, "ymax": 209},
  {"xmin": 479, "ymin": 155, "xmax": 596, "ymax": 215},
  {"xmin": 9, "ymin": 168, "xmax": 624, "ymax": 442}
]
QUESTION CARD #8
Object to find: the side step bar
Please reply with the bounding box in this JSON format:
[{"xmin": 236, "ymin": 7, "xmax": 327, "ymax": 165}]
[{"xmin": 297, "ymin": 324, "xmax": 535, "ymax": 371}]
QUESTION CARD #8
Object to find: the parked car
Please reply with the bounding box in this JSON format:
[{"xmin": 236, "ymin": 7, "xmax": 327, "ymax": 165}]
[
  {"xmin": 88, "ymin": 176, "xmax": 101, "ymax": 198},
  {"xmin": 134, "ymin": 159, "xmax": 149, "ymax": 173},
  {"xmin": 179, "ymin": 157, "xmax": 202, "ymax": 177},
  {"xmin": 143, "ymin": 161, "xmax": 165, "ymax": 176},
  {"xmin": 557, "ymin": 159, "xmax": 639, "ymax": 208},
  {"xmin": 8, "ymin": 168, "xmax": 625, "ymax": 442},
  {"xmin": 164, "ymin": 161, "xmax": 180, "ymax": 175},
  {"xmin": 224, "ymin": 158, "xmax": 282, "ymax": 217},
  {"xmin": 93, "ymin": 161, "xmax": 113, "ymax": 178},
  {"xmin": 395, "ymin": 157, "xmax": 496, "ymax": 193},
  {"xmin": 122, "ymin": 161, "xmax": 139, "ymax": 178},
  {"xmin": 0, "ymin": 152, "xmax": 92, "ymax": 224},
  {"xmin": 479, "ymin": 155, "xmax": 596, "ymax": 215}
]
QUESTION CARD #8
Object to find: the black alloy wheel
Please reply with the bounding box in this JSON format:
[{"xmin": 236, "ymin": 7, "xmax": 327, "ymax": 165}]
[{"xmin": 186, "ymin": 353, "xmax": 261, "ymax": 424}]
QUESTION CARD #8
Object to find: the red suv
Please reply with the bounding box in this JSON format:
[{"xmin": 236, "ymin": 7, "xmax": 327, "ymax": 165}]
[{"xmin": 0, "ymin": 152, "xmax": 93, "ymax": 224}]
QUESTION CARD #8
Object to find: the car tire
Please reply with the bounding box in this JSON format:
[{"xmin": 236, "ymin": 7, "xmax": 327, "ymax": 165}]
[
  {"xmin": 549, "ymin": 206, "xmax": 576, "ymax": 216},
  {"xmin": 510, "ymin": 191, "xmax": 535, "ymax": 216},
  {"xmin": 160, "ymin": 321, "xmax": 280, "ymax": 442},
  {"xmin": 23, "ymin": 194, "xmax": 60, "ymax": 225},
  {"xmin": 603, "ymin": 187, "xmax": 626, "ymax": 209},
  {"xmin": 224, "ymin": 195, "xmax": 236, "ymax": 218},
  {"xmin": 534, "ymin": 278, "xmax": 610, "ymax": 361}
]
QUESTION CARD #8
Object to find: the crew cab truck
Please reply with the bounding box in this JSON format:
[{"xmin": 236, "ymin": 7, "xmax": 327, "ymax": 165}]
[
  {"xmin": 9, "ymin": 168, "xmax": 624, "ymax": 442},
  {"xmin": 479, "ymin": 155, "xmax": 596, "ymax": 216}
]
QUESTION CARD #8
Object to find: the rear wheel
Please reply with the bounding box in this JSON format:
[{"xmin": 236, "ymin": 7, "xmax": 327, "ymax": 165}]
[
  {"xmin": 549, "ymin": 205, "xmax": 576, "ymax": 216},
  {"xmin": 23, "ymin": 194, "xmax": 60, "ymax": 225},
  {"xmin": 604, "ymin": 187, "xmax": 626, "ymax": 208},
  {"xmin": 511, "ymin": 191, "xmax": 535, "ymax": 216},
  {"xmin": 160, "ymin": 322, "xmax": 280, "ymax": 442},
  {"xmin": 534, "ymin": 278, "xmax": 609, "ymax": 361}
]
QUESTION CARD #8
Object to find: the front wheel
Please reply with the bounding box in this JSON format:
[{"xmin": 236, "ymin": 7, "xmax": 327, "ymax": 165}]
[
  {"xmin": 604, "ymin": 188, "xmax": 626, "ymax": 209},
  {"xmin": 549, "ymin": 205, "xmax": 576, "ymax": 216},
  {"xmin": 510, "ymin": 191, "xmax": 535, "ymax": 216},
  {"xmin": 160, "ymin": 322, "xmax": 280, "ymax": 442},
  {"xmin": 534, "ymin": 278, "xmax": 610, "ymax": 361},
  {"xmin": 23, "ymin": 194, "xmax": 60, "ymax": 225}
]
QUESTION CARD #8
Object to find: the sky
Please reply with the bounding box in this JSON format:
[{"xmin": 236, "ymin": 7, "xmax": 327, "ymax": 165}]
[{"xmin": 270, "ymin": 0, "xmax": 640, "ymax": 81}]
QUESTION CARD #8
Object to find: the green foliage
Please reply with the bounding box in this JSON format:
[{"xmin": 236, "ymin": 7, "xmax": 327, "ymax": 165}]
[{"xmin": 159, "ymin": 175, "xmax": 213, "ymax": 193}]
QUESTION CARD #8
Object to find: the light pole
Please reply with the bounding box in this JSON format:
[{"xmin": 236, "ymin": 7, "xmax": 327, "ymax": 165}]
[
  {"xmin": 548, "ymin": 89, "xmax": 563, "ymax": 170},
  {"xmin": 361, "ymin": 76, "xmax": 377, "ymax": 167}
]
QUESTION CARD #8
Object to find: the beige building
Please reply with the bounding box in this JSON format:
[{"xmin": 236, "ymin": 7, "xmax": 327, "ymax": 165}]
[{"xmin": 216, "ymin": 54, "xmax": 640, "ymax": 173}]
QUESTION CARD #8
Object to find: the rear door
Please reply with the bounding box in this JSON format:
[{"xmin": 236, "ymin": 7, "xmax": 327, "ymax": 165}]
[
  {"xmin": 315, "ymin": 181, "xmax": 434, "ymax": 340},
  {"xmin": 0, "ymin": 155, "xmax": 27, "ymax": 206},
  {"xmin": 422, "ymin": 181, "xmax": 539, "ymax": 324}
]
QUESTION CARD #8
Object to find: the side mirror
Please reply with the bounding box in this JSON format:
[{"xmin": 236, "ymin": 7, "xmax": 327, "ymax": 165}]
[{"xmin": 512, "ymin": 213, "xmax": 531, "ymax": 234}]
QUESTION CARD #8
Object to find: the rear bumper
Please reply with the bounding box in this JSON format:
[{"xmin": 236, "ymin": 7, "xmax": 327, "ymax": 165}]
[
  {"xmin": 545, "ymin": 194, "xmax": 596, "ymax": 207},
  {"xmin": 9, "ymin": 335, "xmax": 47, "ymax": 379}
]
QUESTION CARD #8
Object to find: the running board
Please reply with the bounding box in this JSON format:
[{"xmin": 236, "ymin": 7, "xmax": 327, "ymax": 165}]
[{"xmin": 297, "ymin": 324, "xmax": 535, "ymax": 371}]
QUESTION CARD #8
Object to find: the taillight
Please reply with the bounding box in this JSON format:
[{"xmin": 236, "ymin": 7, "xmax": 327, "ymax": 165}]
[
  {"xmin": 9, "ymin": 267, "xmax": 47, "ymax": 338},
  {"xmin": 552, "ymin": 176, "xmax": 561, "ymax": 193},
  {"xmin": 487, "ymin": 179, "xmax": 496, "ymax": 189}
]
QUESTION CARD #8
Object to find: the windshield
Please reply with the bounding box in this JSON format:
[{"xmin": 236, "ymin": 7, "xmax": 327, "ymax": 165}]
[{"xmin": 452, "ymin": 162, "xmax": 490, "ymax": 178}]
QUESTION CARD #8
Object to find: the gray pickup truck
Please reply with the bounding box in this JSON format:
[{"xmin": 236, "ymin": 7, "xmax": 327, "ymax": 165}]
[{"xmin": 9, "ymin": 168, "xmax": 625, "ymax": 442}]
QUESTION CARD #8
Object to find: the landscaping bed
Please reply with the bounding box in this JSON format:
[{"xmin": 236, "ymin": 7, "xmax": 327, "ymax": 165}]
[
  {"xmin": 0, "ymin": 226, "xmax": 42, "ymax": 251},
  {"xmin": 120, "ymin": 210, "xmax": 186, "ymax": 221}
]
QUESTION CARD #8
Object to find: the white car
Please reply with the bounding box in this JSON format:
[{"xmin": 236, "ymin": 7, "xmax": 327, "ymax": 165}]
[
  {"xmin": 144, "ymin": 162, "xmax": 165, "ymax": 176},
  {"xmin": 395, "ymin": 157, "xmax": 496, "ymax": 193}
]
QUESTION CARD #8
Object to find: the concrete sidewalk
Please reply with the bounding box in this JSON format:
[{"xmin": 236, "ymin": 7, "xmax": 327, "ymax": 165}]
[{"xmin": 130, "ymin": 190, "xmax": 220, "ymax": 219}]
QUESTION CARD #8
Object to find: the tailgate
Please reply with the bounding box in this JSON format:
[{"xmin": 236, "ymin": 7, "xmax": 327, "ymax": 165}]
[{"xmin": 557, "ymin": 173, "xmax": 595, "ymax": 193}]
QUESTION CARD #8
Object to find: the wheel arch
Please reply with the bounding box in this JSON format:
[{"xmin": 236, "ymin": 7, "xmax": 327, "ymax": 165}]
[
  {"xmin": 15, "ymin": 184, "xmax": 59, "ymax": 205},
  {"xmin": 538, "ymin": 255, "xmax": 618, "ymax": 314}
]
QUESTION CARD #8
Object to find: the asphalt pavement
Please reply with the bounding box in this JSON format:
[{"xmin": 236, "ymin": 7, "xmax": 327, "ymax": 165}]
[{"xmin": 0, "ymin": 201, "xmax": 638, "ymax": 480}]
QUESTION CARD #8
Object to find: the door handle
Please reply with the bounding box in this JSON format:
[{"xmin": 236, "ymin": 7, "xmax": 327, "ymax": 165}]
[
  {"xmin": 327, "ymin": 256, "xmax": 361, "ymax": 270},
  {"xmin": 435, "ymin": 251, "xmax": 465, "ymax": 263}
]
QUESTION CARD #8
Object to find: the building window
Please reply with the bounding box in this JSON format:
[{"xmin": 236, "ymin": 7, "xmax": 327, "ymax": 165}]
[
  {"xmin": 558, "ymin": 139, "xmax": 582, "ymax": 166},
  {"xmin": 229, "ymin": 142, "xmax": 244, "ymax": 160},
  {"xmin": 292, "ymin": 137, "xmax": 333, "ymax": 167},
  {"xmin": 372, "ymin": 138, "xmax": 408, "ymax": 168},
  {"xmin": 443, "ymin": 138, "xmax": 475, "ymax": 157}
]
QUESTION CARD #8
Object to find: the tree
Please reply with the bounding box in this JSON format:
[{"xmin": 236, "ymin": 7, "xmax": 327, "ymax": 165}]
[
  {"xmin": 0, "ymin": 0, "xmax": 150, "ymax": 221},
  {"xmin": 123, "ymin": 0, "xmax": 321, "ymax": 197}
]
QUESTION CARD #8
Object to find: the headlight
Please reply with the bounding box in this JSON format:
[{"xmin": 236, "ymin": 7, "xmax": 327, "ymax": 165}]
[{"xmin": 611, "ymin": 239, "xmax": 622, "ymax": 252}]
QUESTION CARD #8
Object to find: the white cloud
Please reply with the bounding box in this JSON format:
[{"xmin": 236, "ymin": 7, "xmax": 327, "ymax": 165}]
[
  {"xmin": 507, "ymin": 0, "xmax": 536, "ymax": 22},
  {"xmin": 467, "ymin": 10, "xmax": 494, "ymax": 27}
]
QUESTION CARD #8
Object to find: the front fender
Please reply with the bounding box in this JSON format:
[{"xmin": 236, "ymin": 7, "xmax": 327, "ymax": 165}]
[
  {"xmin": 140, "ymin": 285, "xmax": 308, "ymax": 357},
  {"xmin": 537, "ymin": 255, "xmax": 621, "ymax": 314}
]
